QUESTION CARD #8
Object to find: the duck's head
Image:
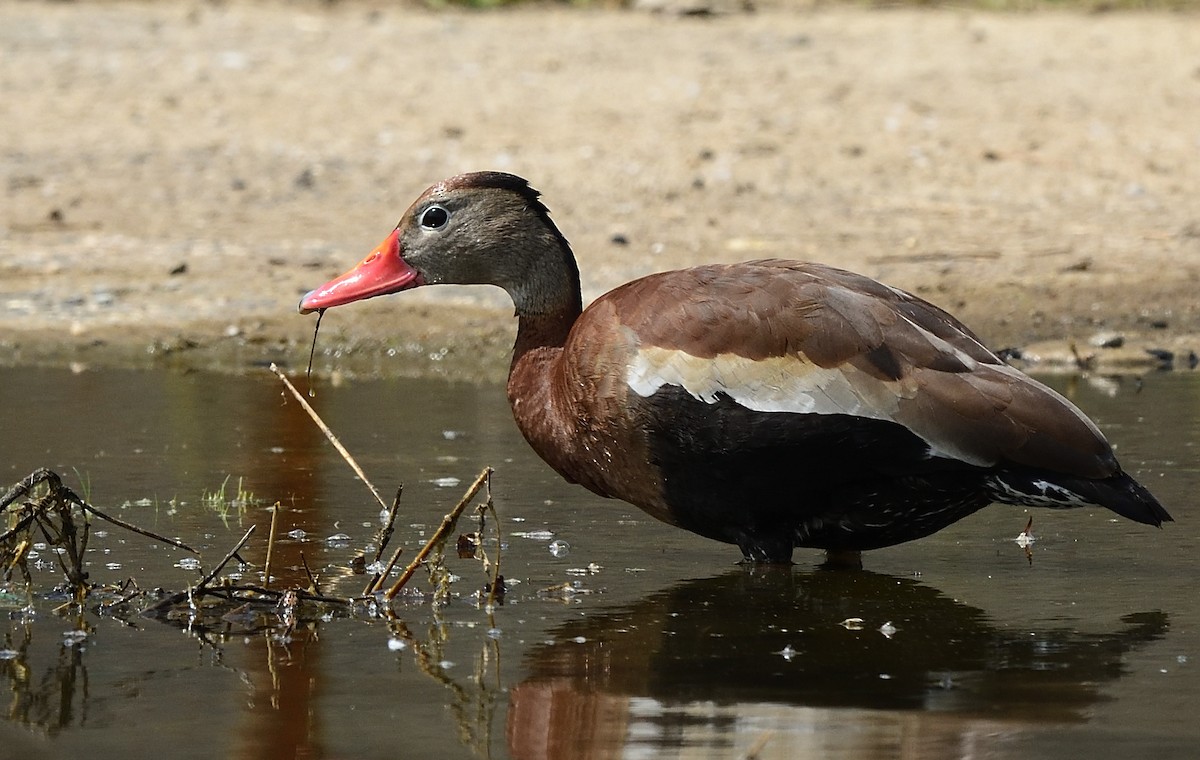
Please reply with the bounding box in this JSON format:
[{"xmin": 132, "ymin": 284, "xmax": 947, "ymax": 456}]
[{"xmin": 298, "ymin": 171, "xmax": 577, "ymax": 316}]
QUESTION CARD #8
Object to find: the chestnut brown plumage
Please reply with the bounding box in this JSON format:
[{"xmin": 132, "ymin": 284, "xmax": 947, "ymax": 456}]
[{"xmin": 300, "ymin": 172, "xmax": 1170, "ymax": 563}]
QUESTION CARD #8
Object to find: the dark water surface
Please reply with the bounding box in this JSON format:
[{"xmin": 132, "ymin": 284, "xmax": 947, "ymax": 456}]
[{"xmin": 1, "ymin": 366, "xmax": 1197, "ymax": 760}]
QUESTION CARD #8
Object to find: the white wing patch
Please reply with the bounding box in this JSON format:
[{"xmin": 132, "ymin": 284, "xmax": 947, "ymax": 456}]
[
  {"xmin": 627, "ymin": 346, "xmax": 912, "ymax": 419},
  {"xmin": 626, "ymin": 345, "xmax": 1002, "ymax": 466}
]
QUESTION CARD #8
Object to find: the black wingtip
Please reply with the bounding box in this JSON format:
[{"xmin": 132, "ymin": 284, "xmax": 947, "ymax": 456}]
[{"xmin": 1086, "ymin": 473, "xmax": 1172, "ymax": 527}]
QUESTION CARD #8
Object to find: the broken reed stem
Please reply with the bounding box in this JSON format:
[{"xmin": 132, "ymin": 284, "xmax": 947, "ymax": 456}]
[
  {"xmin": 366, "ymin": 544, "xmax": 405, "ymax": 596},
  {"xmin": 300, "ymin": 551, "xmax": 321, "ymax": 595},
  {"xmin": 0, "ymin": 511, "xmax": 37, "ymax": 545},
  {"xmin": 362, "ymin": 486, "xmax": 404, "ymax": 596},
  {"xmin": 385, "ymin": 468, "xmax": 492, "ymax": 600},
  {"xmin": 81, "ymin": 503, "xmax": 199, "ymax": 555},
  {"xmin": 478, "ymin": 478, "xmax": 503, "ymax": 611},
  {"xmin": 263, "ymin": 502, "xmax": 282, "ymax": 589},
  {"xmin": 485, "ymin": 518, "xmax": 501, "ymax": 611},
  {"xmin": 269, "ymin": 363, "xmax": 389, "ymax": 512},
  {"xmin": 197, "ymin": 524, "xmax": 256, "ymax": 591}
]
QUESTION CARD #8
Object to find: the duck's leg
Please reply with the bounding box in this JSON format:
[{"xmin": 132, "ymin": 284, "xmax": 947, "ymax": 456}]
[
  {"xmin": 735, "ymin": 532, "xmax": 795, "ymax": 564},
  {"xmin": 820, "ymin": 549, "xmax": 864, "ymax": 570}
]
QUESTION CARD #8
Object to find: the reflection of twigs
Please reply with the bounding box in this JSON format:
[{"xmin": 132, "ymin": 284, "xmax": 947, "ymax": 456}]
[
  {"xmin": 270, "ymin": 363, "xmax": 388, "ymax": 512},
  {"xmin": 385, "ymin": 468, "xmax": 492, "ymax": 600},
  {"xmin": 386, "ymin": 614, "xmax": 501, "ymax": 757}
]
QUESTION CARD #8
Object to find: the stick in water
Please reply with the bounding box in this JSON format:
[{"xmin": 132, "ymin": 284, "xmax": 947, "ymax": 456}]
[
  {"xmin": 270, "ymin": 363, "xmax": 389, "ymax": 512},
  {"xmin": 385, "ymin": 468, "xmax": 492, "ymax": 600},
  {"xmin": 263, "ymin": 502, "xmax": 282, "ymax": 588}
]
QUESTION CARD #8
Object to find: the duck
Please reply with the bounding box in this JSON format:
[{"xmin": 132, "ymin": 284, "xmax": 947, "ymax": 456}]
[{"xmin": 299, "ymin": 171, "xmax": 1171, "ymax": 563}]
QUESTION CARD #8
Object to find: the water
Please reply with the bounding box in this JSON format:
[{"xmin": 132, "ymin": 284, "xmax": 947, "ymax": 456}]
[{"xmin": 1, "ymin": 366, "xmax": 1197, "ymax": 759}]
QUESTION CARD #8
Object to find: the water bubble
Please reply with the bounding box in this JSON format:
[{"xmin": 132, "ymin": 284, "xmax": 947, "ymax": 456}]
[
  {"xmin": 324, "ymin": 533, "xmax": 352, "ymax": 546},
  {"xmin": 0, "ymin": 650, "xmax": 18, "ymax": 660},
  {"xmin": 778, "ymin": 645, "xmax": 798, "ymax": 662},
  {"xmin": 175, "ymin": 557, "xmax": 202, "ymax": 571},
  {"xmin": 431, "ymin": 477, "xmax": 461, "ymax": 488},
  {"xmin": 105, "ymin": 562, "xmax": 122, "ymax": 570},
  {"xmin": 512, "ymin": 529, "xmax": 554, "ymax": 541},
  {"xmin": 286, "ymin": 529, "xmax": 308, "ymax": 540},
  {"xmin": 62, "ymin": 630, "xmax": 88, "ymax": 647},
  {"xmin": 387, "ymin": 638, "xmax": 407, "ymax": 652},
  {"xmin": 548, "ymin": 540, "xmax": 570, "ymax": 558}
]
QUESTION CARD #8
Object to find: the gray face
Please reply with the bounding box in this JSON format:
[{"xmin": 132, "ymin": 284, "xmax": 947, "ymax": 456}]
[{"xmin": 396, "ymin": 182, "xmax": 578, "ymax": 316}]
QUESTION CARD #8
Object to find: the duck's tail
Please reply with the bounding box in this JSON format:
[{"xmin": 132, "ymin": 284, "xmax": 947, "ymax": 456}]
[{"xmin": 987, "ymin": 469, "xmax": 1172, "ymax": 527}]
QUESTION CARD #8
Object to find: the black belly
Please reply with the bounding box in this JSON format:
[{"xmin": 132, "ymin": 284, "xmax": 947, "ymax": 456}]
[{"xmin": 638, "ymin": 387, "xmax": 994, "ymax": 559}]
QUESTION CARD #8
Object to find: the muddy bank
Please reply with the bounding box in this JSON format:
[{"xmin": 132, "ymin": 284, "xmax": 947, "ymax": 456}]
[{"xmin": 2, "ymin": 2, "xmax": 1198, "ymax": 381}]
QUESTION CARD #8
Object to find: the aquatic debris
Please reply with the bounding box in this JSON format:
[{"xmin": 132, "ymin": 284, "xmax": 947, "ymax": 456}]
[
  {"xmin": 2, "ymin": 468, "xmax": 198, "ymax": 603},
  {"xmin": 272, "ymin": 364, "xmax": 502, "ymax": 608},
  {"xmin": 1014, "ymin": 517, "xmax": 1036, "ymax": 548},
  {"xmin": 1014, "ymin": 516, "xmax": 1036, "ymax": 565},
  {"xmin": 535, "ymin": 582, "xmax": 594, "ymax": 603}
]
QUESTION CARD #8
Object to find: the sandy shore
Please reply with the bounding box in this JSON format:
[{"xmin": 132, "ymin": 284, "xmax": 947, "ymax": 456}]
[{"xmin": 2, "ymin": 1, "xmax": 1198, "ymax": 382}]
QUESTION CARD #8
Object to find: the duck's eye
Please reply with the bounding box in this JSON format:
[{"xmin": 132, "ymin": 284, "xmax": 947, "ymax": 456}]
[{"xmin": 419, "ymin": 205, "xmax": 450, "ymax": 230}]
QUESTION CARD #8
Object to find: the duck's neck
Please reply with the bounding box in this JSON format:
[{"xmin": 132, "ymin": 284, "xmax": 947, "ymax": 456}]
[
  {"xmin": 506, "ymin": 245, "xmax": 582, "ymax": 450},
  {"xmin": 506, "ymin": 234, "xmax": 583, "ymax": 366}
]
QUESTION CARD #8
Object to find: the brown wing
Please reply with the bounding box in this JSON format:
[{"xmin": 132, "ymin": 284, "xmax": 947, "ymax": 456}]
[{"xmin": 591, "ymin": 259, "xmax": 1116, "ymax": 479}]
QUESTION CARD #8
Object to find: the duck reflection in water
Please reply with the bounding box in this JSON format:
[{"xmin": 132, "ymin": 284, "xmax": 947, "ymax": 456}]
[{"xmin": 507, "ymin": 567, "xmax": 1167, "ymax": 760}]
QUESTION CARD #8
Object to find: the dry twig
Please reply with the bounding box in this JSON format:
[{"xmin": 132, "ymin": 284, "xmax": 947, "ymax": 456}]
[
  {"xmin": 270, "ymin": 363, "xmax": 389, "ymax": 511},
  {"xmin": 385, "ymin": 468, "xmax": 492, "ymax": 600}
]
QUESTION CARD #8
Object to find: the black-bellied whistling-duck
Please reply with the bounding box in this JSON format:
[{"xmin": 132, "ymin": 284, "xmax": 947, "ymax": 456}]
[{"xmin": 299, "ymin": 171, "xmax": 1171, "ymax": 563}]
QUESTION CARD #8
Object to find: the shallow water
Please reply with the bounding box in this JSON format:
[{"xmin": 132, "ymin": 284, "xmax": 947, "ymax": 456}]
[{"xmin": 1, "ymin": 366, "xmax": 1197, "ymax": 760}]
